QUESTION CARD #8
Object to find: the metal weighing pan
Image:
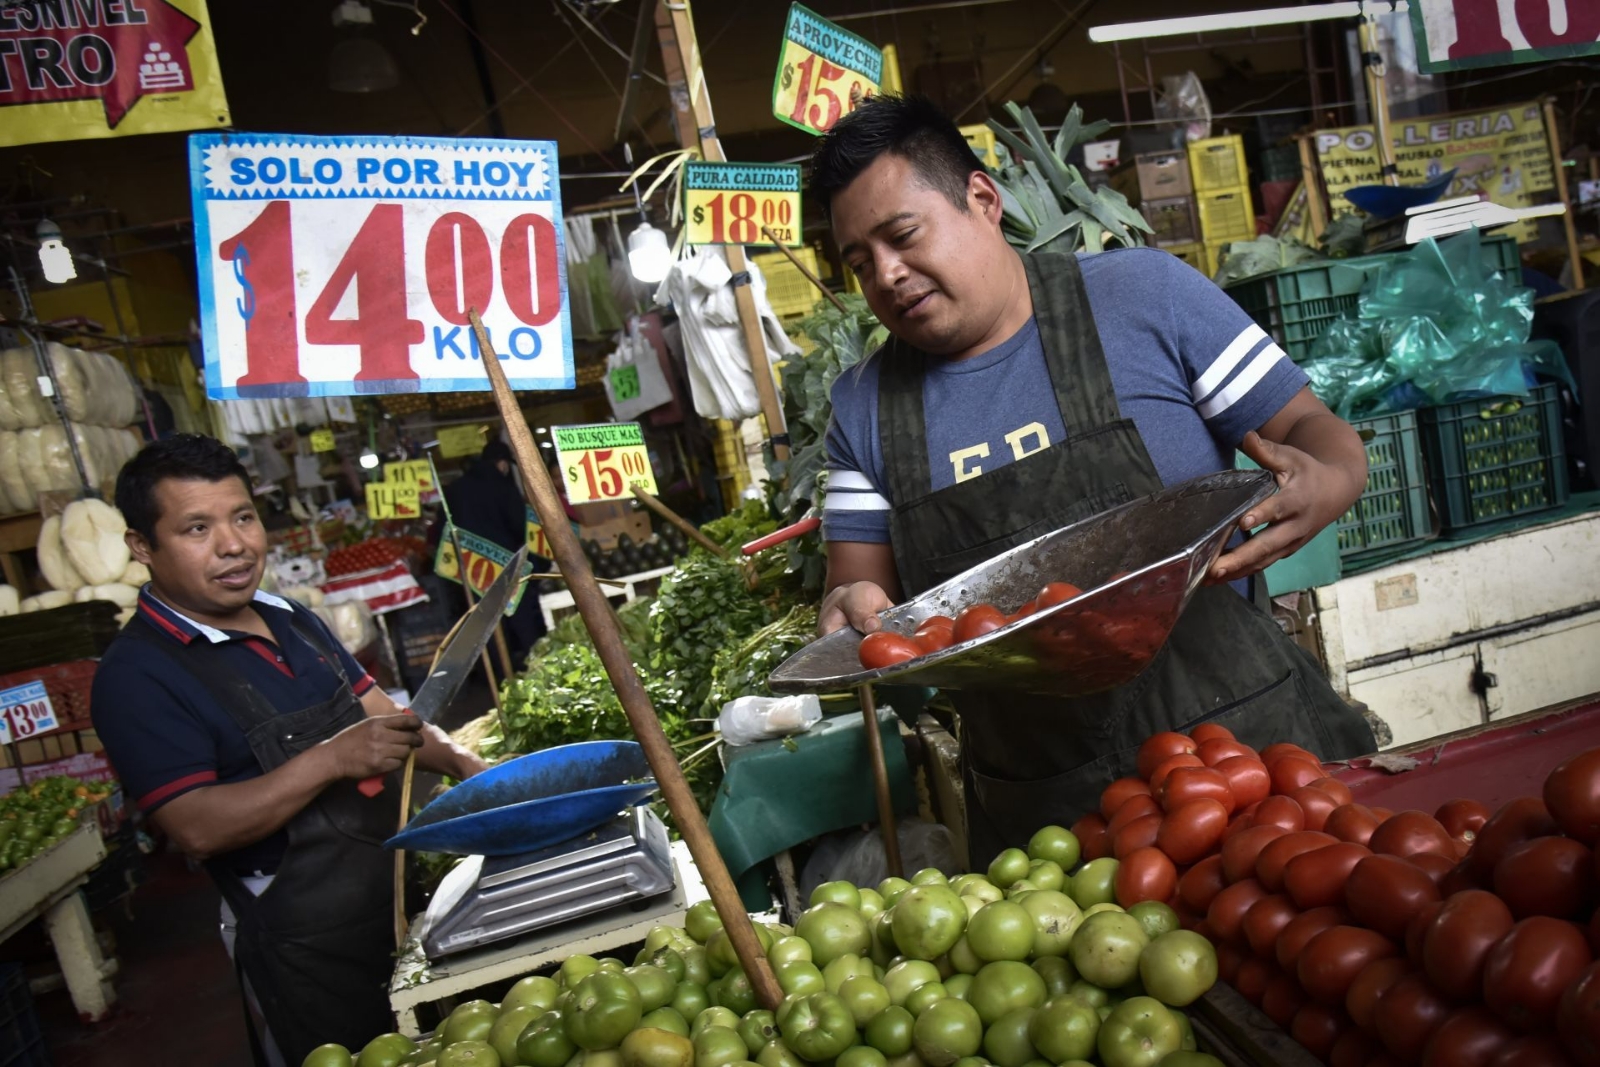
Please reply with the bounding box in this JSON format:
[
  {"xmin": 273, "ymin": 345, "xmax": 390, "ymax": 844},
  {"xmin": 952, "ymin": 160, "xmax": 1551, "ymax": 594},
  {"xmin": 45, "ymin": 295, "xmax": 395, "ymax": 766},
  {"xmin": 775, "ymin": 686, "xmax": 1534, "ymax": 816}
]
[
  {"xmin": 386, "ymin": 740, "xmax": 657, "ymax": 856},
  {"xmin": 768, "ymin": 470, "xmax": 1276, "ymax": 697}
]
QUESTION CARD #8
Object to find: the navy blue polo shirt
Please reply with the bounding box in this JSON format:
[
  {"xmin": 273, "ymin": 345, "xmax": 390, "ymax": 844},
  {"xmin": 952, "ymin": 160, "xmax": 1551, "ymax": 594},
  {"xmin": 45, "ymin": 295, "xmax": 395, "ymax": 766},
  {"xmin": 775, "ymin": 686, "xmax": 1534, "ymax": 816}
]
[{"xmin": 90, "ymin": 586, "xmax": 377, "ymax": 872}]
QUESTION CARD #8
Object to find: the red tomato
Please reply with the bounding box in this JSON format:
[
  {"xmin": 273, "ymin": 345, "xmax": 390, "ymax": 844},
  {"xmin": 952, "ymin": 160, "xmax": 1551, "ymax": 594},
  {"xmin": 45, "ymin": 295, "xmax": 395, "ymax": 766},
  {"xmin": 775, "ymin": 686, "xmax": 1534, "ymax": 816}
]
[
  {"xmin": 1256, "ymin": 830, "xmax": 1338, "ymax": 893},
  {"xmin": 1482, "ymin": 916, "xmax": 1594, "ymax": 1031},
  {"xmin": 1331, "ymin": 1030, "xmax": 1385, "ymax": 1067},
  {"xmin": 1207, "ymin": 878, "xmax": 1269, "ymax": 944},
  {"xmin": 1115, "ymin": 846, "xmax": 1178, "ymax": 906},
  {"xmin": 1216, "ymin": 940, "xmax": 1246, "ymax": 985},
  {"xmin": 1215, "ymin": 756, "xmax": 1272, "ymax": 810},
  {"xmin": 1369, "ymin": 811, "xmax": 1456, "ymax": 860},
  {"xmin": 1243, "ymin": 893, "xmax": 1300, "ymax": 959},
  {"xmin": 914, "ymin": 628, "xmax": 953, "ymax": 655},
  {"xmin": 1223, "ymin": 824, "xmax": 1290, "ymax": 884},
  {"xmin": 1099, "ymin": 777, "xmax": 1153, "ymax": 821},
  {"xmin": 915, "ymin": 615, "xmax": 954, "ymax": 635},
  {"xmin": 1071, "ymin": 812, "xmax": 1110, "ymax": 861},
  {"xmin": 1148, "ymin": 753, "xmax": 1205, "ymax": 792},
  {"xmin": 1112, "ymin": 813, "xmax": 1163, "ymax": 859},
  {"xmin": 1271, "ymin": 756, "xmax": 1327, "ymax": 796},
  {"xmin": 1326, "ymin": 803, "xmax": 1382, "ymax": 846},
  {"xmin": 1408, "ymin": 899, "xmax": 1447, "ymax": 967},
  {"xmin": 1224, "ymin": 802, "xmax": 1260, "ymax": 841},
  {"xmin": 1489, "ymin": 1036, "xmax": 1584, "ymax": 1067},
  {"xmin": 1442, "ymin": 859, "xmax": 1480, "ymax": 897},
  {"xmin": 1197, "ymin": 739, "xmax": 1257, "ymax": 766},
  {"xmin": 952, "ymin": 604, "xmax": 1007, "ymax": 643},
  {"xmin": 1436, "ymin": 798, "xmax": 1491, "ymax": 847},
  {"xmin": 1034, "ymin": 581, "xmax": 1083, "ymax": 608},
  {"xmin": 1466, "ymin": 797, "xmax": 1560, "ymax": 882},
  {"xmin": 1261, "ymin": 742, "xmax": 1318, "ymax": 768},
  {"xmin": 1309, "ymin": 776, "xmax": 1355, "ymax": 807},
  {"xmin": 1254, "ymin": 794, "xmax": 1308, "ymax": 833},
  {"xmin": 1591, "ymin": 909, "xmax": 1600, "ymax": 957},
  {"xmin": 1159, "ymin": 766, "xmax": 1236, "ymax": 815},
  {"xmin": 1410, "ymin": 851, "xmax": 1456, "ymax": 887},
  {"xmin": 1262, "ymin": 978, "xmax": 1307, "ymax": 1029},
  {"xmin": 1494, "ymin": 836, "xmax": 1597, "ymax": 919},
  {"xmin": 1277, "ymin": 906, "xmax": 1350, "ymax": 972},
  {"xmin": 1346, "ymin": 956, "xmax": 1410, "ymax": 1035},
  {"xmin": 1234, "ymin": 956, "xmax": 1273, "ymax": 1004},
  {"xmin": 1544, "ymin": 747, "xmax": 1600, "ymax": 845},
  {"xmin": 859, "ymin": 632, "xmax": 922, "ymax": 669},
  {"xmin": 1136, "ymin": 731, "xmax": 1199, "ymax": 780},
  {"xmin": 1375, "ymin": 973, "xmax": 1453, "ymax": 1062},
  {"xmin": 1290, "ymin": 1002, "xmax": 1347, "ymax": 1059},
  {"xmin": 1299, "ymin": 925, "xmax": 1398, "ymax": 1005},
  {"xmin": 1179, "ymin": 854, "xmax": 1228, "ymax": 913},
  {"xmin": 1422, "ymin": 890, "xmax": 1515, "ymax": 1001},
  {"xmin": 1008, "ymin": 602, "xmax": 1037, "ymax": 624},
  {"xmin": 1190, "ymin": 722, "xmax": 1237, "ymax": 745},
  {"xmin": 1291, "ymin": 785, "xmax": 1339, "ymax": 832},
  {"xmin": 1420, "ymin": 1008, "xmax": 1516, "ymax": 1067},
  {"xmin": 1107, "ymin": 794, "xmax": 1162, "ymax": 836},
  {"xmin": 1344, "ymin": 854, "xmax": 1442, "ymax": 941},
  {"xmin": 1557, "ymin": 961, "xmax": 1600, "ymax": 1066},
  {"xmin": 1156, "ymin": 798, "xmax": 1229, "ymax": 866},
  {"xmin": 1285, "ymin": 842, "xmax": 1372, "ymax": 910}
]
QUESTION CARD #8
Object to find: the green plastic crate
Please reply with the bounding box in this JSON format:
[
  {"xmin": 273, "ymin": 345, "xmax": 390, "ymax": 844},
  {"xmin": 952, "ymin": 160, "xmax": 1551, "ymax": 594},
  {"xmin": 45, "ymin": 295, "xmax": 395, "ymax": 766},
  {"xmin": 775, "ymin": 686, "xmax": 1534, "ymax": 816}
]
[
  {"xmin": 1420, "ymin": 383, "xmax": 1568, "ymax": 535},
  {"xmin": 1338, "ymin": 410, "xmax": 1432, "ymax": 563},
  {"xmin": 1223, "ymin": 234, "xmax": 1520, "ymax": 363}
]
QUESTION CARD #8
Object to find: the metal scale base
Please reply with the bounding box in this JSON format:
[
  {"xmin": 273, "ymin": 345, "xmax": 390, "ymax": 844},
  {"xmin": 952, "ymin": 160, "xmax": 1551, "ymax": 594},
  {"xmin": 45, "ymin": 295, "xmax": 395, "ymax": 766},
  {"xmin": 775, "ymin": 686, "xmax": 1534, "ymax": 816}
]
[{"xmin": 422, "ymin": 805, "xmax": 675, "ymax": 961}]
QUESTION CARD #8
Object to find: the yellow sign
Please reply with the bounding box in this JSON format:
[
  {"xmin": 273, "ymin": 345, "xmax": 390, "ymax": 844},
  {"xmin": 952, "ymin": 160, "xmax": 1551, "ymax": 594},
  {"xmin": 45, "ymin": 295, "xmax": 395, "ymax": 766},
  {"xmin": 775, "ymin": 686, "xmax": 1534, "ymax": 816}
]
[
  {"xmin": 1, "ymin": 0, "xmax": 231, "ymax": 148},
  {"xmin": 683, "ymin": 162, "xmax": 803, "ymax": 247},
  {"xmin": 434, "ymin": 523, "xmax": 528, "ymax": 613},
  {"xmin": 1315, "ymin": 102, "xmax": 1554, "ymax": 243},
  {"xmin": 961, "ymin": 125, "xmax": 1000, "ymax": 169},
  {"xmin": 438, "ymin": 425, "xmax": 486, "ymax": 459},
  {"xmin": 772, "ymin": 4, "xmax": 882, "ymax": 136},
  {"xmin": 365, "ymin": 482, "xmax": 421, "ymax": 520},
  {"xmin": 526, "ymin": 517, "xmax": 554, "ymax": 558},
  {"xmin": 383, "ymin": 459, "xmax": 434, "ymax": 494},
  {"xmin": 552, "ymin": 422, "xmax": 658, "ymax": 504},
  {"xmin": 309, "ymin": 428, "xmax": 336, "ymax": 452}
]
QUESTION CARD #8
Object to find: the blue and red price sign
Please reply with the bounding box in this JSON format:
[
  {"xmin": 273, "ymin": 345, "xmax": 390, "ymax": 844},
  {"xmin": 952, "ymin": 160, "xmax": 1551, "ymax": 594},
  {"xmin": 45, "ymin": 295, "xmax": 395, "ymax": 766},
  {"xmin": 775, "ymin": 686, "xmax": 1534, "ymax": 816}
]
[
  {"xmin": 188, "ymin": 133, "xmax": 574, "ymax": 399},
  {"xmin": 0, "ymin": 681, "xmax": 59, "ymax": 745}
]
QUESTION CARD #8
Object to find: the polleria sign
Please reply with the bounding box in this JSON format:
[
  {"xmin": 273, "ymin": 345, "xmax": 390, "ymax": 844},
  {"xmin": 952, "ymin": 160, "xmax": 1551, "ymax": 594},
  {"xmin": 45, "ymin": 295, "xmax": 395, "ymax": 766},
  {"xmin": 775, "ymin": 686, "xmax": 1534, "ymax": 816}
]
[
  {"xmin": 772, "ymin": 4, "xmax": 882, "ymax": 136},
  {"xmin": 188, "ymin": 133, "xmax": 574, "ymax": 399}
]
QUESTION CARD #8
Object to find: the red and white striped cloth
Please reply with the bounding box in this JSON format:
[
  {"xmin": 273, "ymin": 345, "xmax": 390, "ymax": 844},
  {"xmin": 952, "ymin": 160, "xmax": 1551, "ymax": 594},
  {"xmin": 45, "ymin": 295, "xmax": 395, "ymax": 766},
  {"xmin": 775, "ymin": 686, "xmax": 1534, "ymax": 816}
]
[{"xmin": 320, "ymin": 559, "xmax": 428, "ymax": 615}]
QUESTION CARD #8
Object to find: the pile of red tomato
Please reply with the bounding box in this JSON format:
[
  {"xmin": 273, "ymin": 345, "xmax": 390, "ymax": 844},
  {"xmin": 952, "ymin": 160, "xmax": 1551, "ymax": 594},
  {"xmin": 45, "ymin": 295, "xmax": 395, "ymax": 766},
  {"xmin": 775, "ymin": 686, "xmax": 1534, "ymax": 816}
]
[
  {"xmin": 325, "ymin": 536, "xmax": 427, "ymax": 577},
  {"xmin": 1068, "ymin": 727, "xmax": 1600, "ymax": 1067},
  {"xmin": 857, "ymin": 583, "xmax": 1084, "ymax": 670}
]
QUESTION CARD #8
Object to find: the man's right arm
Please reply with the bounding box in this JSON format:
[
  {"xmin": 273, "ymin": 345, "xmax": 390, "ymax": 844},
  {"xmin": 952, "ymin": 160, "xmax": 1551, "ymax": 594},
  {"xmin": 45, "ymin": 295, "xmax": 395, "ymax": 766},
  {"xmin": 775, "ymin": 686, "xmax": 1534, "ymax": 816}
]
[
  {"xmin": 150, "ymin": 715, "xmax": 422, "ymax": 860},
  {"xmin": 819, "ymin": 542, "xmax": 902, "ymax": 635}
]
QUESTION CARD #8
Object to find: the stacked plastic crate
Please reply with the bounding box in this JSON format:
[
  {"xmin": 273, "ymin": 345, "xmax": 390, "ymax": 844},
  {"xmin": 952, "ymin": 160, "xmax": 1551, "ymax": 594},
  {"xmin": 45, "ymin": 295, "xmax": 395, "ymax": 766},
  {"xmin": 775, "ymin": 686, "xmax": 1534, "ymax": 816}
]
[
  {"xmin": 1109, "ymin": 149, "xmax": 1202, "ymax": 268},
  {"xmin": 1189, "ymin": 135, "xmax": 1255, "ymax": 277}
]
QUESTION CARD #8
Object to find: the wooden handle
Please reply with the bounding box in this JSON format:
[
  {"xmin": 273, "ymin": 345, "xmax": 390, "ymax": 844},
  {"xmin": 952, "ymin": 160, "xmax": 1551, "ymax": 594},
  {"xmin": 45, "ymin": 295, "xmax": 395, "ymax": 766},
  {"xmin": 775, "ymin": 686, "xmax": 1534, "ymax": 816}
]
[
  {"xmin": 469, "ymin": 309, "xmax": 783, "ymax": 1011},
  {"xmin": 858, "ymin": 686, "xmax": 902, "ymax": 879}
]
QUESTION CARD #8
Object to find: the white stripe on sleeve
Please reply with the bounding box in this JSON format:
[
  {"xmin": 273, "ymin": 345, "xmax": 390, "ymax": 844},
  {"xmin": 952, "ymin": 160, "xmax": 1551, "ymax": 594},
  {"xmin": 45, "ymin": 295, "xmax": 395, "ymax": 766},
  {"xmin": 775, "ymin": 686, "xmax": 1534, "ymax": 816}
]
[
  {"xmin": 825, "ymin": 470, "xmax": 877, "ymax": 491},
  {"xmin": 1191, "ymin": 324, "xmax": 1269, "ymax": 403},
  {"xmin": 1198, "ymin": 343, "xmax": 1287, "ymax": 420},
  {"xmin": 825, "ymin": 490, "xmax": 892, "ymax": 512}
]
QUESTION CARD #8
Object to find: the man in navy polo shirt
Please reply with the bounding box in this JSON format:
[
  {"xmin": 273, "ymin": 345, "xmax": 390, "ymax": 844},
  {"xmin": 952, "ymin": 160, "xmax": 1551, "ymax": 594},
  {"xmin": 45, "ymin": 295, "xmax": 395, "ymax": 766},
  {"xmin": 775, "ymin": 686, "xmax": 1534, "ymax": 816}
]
[{"xmin": 91, "ymin": 435, "xmax": 486, "ymax": 1064}]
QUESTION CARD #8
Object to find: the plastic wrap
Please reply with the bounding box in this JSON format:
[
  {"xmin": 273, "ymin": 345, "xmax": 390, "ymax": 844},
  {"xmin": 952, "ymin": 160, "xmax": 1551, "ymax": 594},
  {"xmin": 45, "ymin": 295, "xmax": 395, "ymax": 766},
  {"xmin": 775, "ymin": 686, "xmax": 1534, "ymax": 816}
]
[
  {"xmin": 36, "ymin": 515, "xmax": 85, "ymax": 591},
  {"xmin": 717, "ymin": 694, "xmax": 823, "ymax": 746},
  {"xmin": 2, "ymin": 349, "xmax": 46, "ymax": 429},
  {"xmin": 46, "ymin": 343, "xmax": 89, "ymax": 422},
  {"xmin": 0, "ymin": 585, "xmax": 17, "ymax": 616},
  {"xmin": 0, "ymin": 430, "xmax": 33, "ymax": 513},
  {"xmin": 20, "ymin": 590, "xmax": 74, "ymax": 612},
  {"xmin": 61, "ymin": 498, "xmax": 129, "ymax": 585}
]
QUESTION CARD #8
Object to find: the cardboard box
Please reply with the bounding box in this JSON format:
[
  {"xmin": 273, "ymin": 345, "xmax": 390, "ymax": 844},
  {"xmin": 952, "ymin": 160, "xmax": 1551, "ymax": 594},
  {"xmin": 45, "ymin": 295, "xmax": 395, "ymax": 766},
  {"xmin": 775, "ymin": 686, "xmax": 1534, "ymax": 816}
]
[
  {"xmin": 1110, "ymin": 150, "xmax": 1192, "ymax": 204},
  {"xmin": 1139, "ymin": 196, "xmax": 1200, "ymax": 246},
  {"xmin": 575, "ymin": 499, "xmax": 652, "ymax": 551}
]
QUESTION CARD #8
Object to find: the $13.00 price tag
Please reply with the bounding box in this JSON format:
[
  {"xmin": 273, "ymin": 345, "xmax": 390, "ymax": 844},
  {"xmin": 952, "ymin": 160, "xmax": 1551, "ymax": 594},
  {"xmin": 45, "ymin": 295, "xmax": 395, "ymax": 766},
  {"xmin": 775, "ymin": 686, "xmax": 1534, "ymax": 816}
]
[
  {"xmin": 553, "ymin": 422, "xmax": 658, "ymax": 504},
  {"xmin": 0, "ymin": 681, "xmax": 59, "ymax": 745},
  {"xmin": 683, "ymin": 162, "xmax": 803, "ymax": 248},
  {"xmin": 366, "ymin": 481, "xmax": 421, "ymax": 520},
  {"xmin": 772, "ymin": 4, "xmax": 883, "ymax": 136}
]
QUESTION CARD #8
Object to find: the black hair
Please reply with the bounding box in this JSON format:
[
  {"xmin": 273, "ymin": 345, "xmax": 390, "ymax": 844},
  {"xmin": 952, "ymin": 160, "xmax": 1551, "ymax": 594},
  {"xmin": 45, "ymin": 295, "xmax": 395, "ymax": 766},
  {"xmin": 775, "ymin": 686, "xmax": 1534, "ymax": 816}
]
[
  {"xmin": 808, "ymin": 94, "xmax": 987, "ymax": 218},
  {"xmin": 115, "ymin": 433, "xmax": 252, "ymax": 543}
]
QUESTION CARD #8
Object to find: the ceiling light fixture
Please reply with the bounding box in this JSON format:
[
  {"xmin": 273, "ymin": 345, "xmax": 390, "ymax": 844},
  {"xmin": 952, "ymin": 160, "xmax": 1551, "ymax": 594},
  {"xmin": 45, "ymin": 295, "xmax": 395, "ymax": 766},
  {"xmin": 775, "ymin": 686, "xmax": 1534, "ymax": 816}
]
[
  {"xmin": 1088, "ymin": 1, "xmax": 1408, "ymax": 43},
  {"xmin": 329, "ymin": 0, "xmax": 400, "ymax": 93},
  {"xmin": 36, "ymin": 219, "xmax": 76, "ymax": 284}
]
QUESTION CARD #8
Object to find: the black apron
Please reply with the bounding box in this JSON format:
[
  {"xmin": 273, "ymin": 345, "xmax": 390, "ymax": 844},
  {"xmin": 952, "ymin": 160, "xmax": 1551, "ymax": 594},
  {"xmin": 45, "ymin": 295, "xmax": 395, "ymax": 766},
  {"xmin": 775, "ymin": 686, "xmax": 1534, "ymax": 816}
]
[
  {"xmin": 877, "ymin": 252, "xmax": 1375, "ymax": 864},
  {"xmin": 123, "ymin": 613, "xmax": 398, "ymax": 1064}
]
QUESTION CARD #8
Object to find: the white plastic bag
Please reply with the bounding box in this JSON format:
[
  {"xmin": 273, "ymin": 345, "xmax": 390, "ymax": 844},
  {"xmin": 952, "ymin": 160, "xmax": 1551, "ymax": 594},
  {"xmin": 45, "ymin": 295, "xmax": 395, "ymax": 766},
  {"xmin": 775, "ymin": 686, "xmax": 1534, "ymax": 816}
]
[
  {"xmin": 718, "ymin": 694, "xmax": 823, "ymax": 746},
  {"xmin": 2, "ymin": 349, "xmax": 47, "ymax": 429},
  {"xmin": 604, "ymin": 321, "xmax": 674, "ymax": 420}
]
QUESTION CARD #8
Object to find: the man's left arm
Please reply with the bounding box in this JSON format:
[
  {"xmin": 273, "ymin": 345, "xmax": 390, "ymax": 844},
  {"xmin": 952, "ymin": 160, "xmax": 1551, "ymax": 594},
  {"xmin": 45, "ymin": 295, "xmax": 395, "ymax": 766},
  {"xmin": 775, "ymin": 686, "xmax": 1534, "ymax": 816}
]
[
  {"xmin": 359, "ymin": 685, "xmax": 489, "ymax": 780},
  {"xmin": 1210, "ymin": 387, "xmax": 1368, "ymax": 582}
]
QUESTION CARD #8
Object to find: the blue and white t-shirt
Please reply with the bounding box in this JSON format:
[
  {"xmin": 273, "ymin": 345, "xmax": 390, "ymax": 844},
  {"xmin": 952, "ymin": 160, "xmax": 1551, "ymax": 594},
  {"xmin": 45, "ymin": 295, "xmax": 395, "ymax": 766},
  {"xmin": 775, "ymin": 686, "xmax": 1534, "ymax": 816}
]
[{"xmin": 822, "ymin": 247, "xmax": 1305, "ymax": 541}]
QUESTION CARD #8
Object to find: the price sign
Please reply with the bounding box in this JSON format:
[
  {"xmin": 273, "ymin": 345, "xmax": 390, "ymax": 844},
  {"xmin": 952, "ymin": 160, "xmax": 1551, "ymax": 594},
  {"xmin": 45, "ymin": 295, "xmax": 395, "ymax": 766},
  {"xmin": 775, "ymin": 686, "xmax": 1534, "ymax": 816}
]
[
  {"xmin": 683, "ymin": 162, "xmax": 803, "ymax": 248},
  {"xmin": 438, "ymin": 424, "xmax": 486, "ymax": 458},
  {"xmin": 189, "ymin": 133, "xmax": 575, "ymax": 399},
  {"xmin": 0, "ymin": 682, "xmax": 59, "ymax": 745},
  {"xmin": 524, "ymin": 506, "xmax": 577, "ymax": 559},
  {"xmin": 310, "ymin": 428, "xmax": 336, "ymax": 452},
  {"xmin": 553, "ymin": 422, "xmax": 658, "ymax": 504},
  {"xmin": 434, "ymin": 522, "xmax": 529, "ymax": 613},
  {"xmin": 772, "ymin": 4, "xmax": 882, "ymax": 136},
  {"xmin": 608, "ymin": 364, "xmax": 641, "ymax": 402},
  {"xmin": 365, "ymin": 481, "xmax": 421, "ymax": 520},
  {"xmin": 384, "ymin": 459, "xmax": 434, "ymax": 493}
]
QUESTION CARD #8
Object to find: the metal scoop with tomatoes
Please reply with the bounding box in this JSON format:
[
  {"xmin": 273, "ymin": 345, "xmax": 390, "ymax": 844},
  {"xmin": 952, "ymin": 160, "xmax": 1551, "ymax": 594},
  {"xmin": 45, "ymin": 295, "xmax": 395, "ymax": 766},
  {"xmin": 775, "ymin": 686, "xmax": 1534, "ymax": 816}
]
[{"xmin": 768, "ymin": 471, "xmax": 1276, "ymax": 697}]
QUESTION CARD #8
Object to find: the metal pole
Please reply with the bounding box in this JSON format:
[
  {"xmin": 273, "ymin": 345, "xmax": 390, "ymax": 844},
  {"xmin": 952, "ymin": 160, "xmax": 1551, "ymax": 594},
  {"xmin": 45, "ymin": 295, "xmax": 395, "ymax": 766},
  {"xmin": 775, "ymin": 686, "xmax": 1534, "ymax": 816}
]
[
  {"xmin": 858, "ymin": 686, "xmax": 902, "ymax": 879},
  {"xmin": 470, "ymin": 309, "xmax": 783, "ymax": 1011},
  {"xmin": 760, "ymin": 229, "xmax": 848, "ymax": 314}
]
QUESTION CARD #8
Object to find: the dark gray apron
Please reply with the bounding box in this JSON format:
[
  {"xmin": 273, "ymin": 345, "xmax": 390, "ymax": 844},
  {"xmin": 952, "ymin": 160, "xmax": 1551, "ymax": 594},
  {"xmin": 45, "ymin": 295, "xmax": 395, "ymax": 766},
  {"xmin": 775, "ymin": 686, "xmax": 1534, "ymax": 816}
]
[
  {"xmin": 124, "ymin": 613, "xmax": 398, "ymax": 1064},
  {"xmin": 877, "ymin": 252, "xmax": 1374, "ymax": 864}
]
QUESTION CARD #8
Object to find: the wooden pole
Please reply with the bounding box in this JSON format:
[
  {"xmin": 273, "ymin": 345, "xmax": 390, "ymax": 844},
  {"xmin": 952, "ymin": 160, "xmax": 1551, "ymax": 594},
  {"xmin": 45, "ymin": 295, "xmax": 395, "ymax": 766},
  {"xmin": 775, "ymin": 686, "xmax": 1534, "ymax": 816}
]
[
  {"xmin": 469, "ymin": 309, "xmax": 782, "ymax": 1011},
  {"xmin": 1359, "ymin": 18, "xmax": 1399, "ymax": 188},
  {"xmin": 1297, "ymin": 135, "xmax": 1329, "ymax": 238},
  {"xmin": 761, "ymin": 228, "xmax": 848, "ymax": 314},
  {"xmin": 857, "ymin": 686, "xmax": 902, "ymax": 879},
  {"xmin": 632, "ymin": 485, "xmax": 727, "ymax": 557},
  {"xmin": 657, "ymin": 0, "xmax": 790, "ymax": 462},
  {"xmin": 1544, "ymin": 97, "xmax": 1586, "ymax": 290}
]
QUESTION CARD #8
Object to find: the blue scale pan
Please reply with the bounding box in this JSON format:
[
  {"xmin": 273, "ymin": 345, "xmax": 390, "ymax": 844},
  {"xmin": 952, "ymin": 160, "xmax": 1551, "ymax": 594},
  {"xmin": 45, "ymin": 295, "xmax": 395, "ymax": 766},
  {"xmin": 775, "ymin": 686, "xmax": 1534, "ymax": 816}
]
[{"xmin": 386, "ymin": 740, "xmax": 656, "ymax": 856}]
